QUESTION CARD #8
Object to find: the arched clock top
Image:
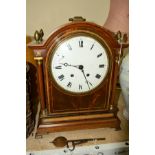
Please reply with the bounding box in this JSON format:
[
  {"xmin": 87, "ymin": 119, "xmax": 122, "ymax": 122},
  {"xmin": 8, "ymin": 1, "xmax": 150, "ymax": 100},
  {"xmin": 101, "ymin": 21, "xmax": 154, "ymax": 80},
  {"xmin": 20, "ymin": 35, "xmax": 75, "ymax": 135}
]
[{"xmin": 27, "ymin": 21, "xmax": 128, "ymax": 54}]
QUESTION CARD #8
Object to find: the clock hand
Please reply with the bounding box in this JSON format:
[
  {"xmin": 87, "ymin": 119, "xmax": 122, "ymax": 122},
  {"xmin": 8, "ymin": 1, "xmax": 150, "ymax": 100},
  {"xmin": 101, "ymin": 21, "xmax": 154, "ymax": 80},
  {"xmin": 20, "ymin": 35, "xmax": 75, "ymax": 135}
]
[
  {"xmin": 60, "ymin": 63, "xmax": 92, "ymax": 89},
  {"xmin": 60, "ymin": 63, "xmax": 80, "ymax": 69},
  {"xmin": 78, "ymin": 65, "xmax": 91, "ymax": 90},
  {"xmin": 81, "ymin": 69, "xmax": 91, "ymax": 90}
]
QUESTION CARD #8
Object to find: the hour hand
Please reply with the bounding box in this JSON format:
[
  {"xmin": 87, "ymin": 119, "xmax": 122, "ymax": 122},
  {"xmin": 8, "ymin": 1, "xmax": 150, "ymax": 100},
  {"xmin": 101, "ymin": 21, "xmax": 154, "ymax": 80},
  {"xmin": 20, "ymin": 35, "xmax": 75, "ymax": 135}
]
[
  {"xmin": 60, "ymin": 63, "xmax": 80, "ymax": 69},
  {"xmin": 60, "ymin": 62, "xmax": 70, "ymax": 67}
]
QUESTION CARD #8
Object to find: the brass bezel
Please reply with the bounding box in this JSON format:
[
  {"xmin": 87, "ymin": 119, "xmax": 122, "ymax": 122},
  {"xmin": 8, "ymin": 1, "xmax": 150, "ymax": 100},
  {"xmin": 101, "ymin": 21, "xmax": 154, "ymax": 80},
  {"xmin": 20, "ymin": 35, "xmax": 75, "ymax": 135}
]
[{"xmin": 48, "ymin": 30, "xmax": 112, "ymax": 96}]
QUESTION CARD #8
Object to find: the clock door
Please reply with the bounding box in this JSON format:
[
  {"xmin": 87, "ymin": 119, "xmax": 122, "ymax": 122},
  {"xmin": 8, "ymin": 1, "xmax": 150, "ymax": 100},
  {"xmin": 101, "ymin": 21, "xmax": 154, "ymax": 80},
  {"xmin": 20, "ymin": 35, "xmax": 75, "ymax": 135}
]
[{"xmin": 49, "ymin": 35, "xmax": 110, "ymax": 94}]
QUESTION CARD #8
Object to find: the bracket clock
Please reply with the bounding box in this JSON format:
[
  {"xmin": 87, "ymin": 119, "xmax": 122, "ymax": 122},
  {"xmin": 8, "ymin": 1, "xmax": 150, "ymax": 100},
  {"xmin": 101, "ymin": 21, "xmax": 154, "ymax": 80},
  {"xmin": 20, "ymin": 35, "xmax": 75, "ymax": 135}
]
[{"xmin": 28, "ymin": 17, "xmax": 128, "ymax": 136}]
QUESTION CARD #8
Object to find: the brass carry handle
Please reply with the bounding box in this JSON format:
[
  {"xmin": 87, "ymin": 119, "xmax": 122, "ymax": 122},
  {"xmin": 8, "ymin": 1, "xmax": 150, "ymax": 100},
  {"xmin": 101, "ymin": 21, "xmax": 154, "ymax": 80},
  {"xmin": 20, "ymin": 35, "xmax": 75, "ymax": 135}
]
[{"xmin": 69, "ymin": 16, "xmax": 86, "ymax": 22}]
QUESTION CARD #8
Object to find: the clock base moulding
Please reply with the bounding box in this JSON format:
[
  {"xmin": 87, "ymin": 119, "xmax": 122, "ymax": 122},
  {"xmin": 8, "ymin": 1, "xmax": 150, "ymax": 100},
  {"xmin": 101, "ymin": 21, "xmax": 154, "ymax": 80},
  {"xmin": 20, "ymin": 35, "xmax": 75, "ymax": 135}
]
[{"xmin": 36, "ymin": 114, "xmax": 121, "ymax": 135}]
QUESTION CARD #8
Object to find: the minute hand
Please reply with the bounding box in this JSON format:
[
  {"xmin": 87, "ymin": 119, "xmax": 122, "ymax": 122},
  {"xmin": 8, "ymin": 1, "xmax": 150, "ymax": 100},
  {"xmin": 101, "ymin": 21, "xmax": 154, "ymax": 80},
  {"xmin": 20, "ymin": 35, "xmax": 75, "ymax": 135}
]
[{"xmin": 80, "ymin": 68, "xmax": 91, "ymax": 90}]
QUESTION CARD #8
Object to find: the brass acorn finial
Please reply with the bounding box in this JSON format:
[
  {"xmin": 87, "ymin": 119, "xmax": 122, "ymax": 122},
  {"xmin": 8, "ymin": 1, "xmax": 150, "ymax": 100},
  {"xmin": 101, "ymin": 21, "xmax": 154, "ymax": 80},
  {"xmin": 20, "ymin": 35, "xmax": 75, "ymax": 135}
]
[
  {"xmin": 34, "ymin": 30, "xmax": 40, "ymax": 43},
  {"xmin": 39, "ymin": 29, "xmax": 44, "ymax": 42},
  {"xmin": 115, "ymin": 31, "xmax": 128, "ymax": 44},
  {"xmin": 116, "ymin": 31, "xmax": 122, "ymax": 43},
  {"xmin": 34, "ymin": 29, "xmax": 44, "ymax": 43}
]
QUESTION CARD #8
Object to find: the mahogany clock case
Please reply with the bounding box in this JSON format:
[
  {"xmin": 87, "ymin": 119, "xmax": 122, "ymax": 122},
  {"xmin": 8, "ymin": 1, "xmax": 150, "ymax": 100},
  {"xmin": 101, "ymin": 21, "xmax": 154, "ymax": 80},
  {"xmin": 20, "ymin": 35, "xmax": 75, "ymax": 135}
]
[{"xmin": 28, "ymin": 20, "xmax": 125, "ymax": 134}]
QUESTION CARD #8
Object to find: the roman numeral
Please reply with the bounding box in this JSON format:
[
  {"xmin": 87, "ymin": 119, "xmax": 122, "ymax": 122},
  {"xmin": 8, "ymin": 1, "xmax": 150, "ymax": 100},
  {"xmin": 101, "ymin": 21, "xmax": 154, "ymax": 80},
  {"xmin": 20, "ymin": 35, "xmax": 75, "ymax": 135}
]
[
  {"xmin": 95, "ymin": 74, "xmax": 101, "ymax": 79},
  {"xmin": 99, "ymin": 64, "xmax": 105, "ymax": 68},
  {"xmin": 97, "ymin": 53, "xmax": 103, "ymax": 58},
  {"xmin": 58, "ymin": 74, "xmax": 64, "ymax": 81},
  {"xmin": 79, "ymin": 84, "xmax": 82, "ymax": 90},
  {"xmin": 79, "ymin": 40, "xmax": 83, "ymax": 47},
  {"xmin": 86, "ymin": 81, "xmax": 93, "ymax": 86},
  {"xmin": 90, "ymin": 44, "xmax": 94, "ymax": 50},
  {"xmin": 67, "ymin": 82, "xmax": 72, "ymax": 87},
  {"xmin": 67, "ymin": 44, "xmax": 72, "ymax": 50},
  {"xmin": 55, "ymin": 66, "xmax": 62, "ymax": 69}
]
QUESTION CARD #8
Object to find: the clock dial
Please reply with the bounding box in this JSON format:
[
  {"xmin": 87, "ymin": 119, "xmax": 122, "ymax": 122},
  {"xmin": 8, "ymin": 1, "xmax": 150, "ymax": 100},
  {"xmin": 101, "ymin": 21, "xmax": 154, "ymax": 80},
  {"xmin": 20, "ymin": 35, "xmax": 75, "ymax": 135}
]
[{"xmin": 50, "ymin": 35, "xmax": 109, "ymax": 94}]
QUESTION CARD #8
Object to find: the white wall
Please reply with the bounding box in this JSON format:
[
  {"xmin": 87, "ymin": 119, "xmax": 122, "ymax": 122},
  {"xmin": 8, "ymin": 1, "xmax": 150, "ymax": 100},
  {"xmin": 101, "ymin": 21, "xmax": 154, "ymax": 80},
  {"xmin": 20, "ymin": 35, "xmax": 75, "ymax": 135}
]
[{"xmin": 26, "ymin": 0, "xmax": 110, "ymax": 39}]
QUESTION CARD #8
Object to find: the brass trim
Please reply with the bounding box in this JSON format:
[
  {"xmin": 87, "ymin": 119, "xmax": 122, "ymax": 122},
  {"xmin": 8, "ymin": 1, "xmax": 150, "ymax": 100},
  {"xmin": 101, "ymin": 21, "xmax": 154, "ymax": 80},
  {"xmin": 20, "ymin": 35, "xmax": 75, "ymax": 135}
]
[
  {"xmin": 34, "ymin": 56, "xmax": 43, "ymax": 61},
  {"xmin": 34, "ymin": 57, "xmax": 43, "ymax": 65}
]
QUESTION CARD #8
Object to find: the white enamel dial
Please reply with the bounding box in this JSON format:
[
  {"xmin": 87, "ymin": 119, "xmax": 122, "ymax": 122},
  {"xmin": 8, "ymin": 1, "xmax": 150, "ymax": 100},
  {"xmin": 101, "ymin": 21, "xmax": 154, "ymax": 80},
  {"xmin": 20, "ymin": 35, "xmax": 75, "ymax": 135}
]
[{"xmin": 50, "ymin": 35, "xmax": 109, "ymax": 94}]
